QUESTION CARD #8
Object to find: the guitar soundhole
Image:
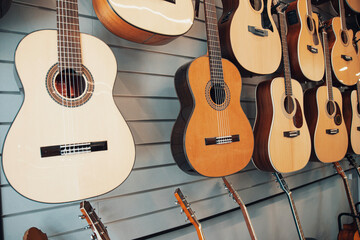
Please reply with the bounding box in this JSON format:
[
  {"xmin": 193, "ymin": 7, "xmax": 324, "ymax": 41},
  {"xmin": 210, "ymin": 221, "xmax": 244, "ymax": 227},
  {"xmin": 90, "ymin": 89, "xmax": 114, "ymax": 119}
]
[
  {"xmin": 284, "ymin": 96, "xmax": 295, "ymax": 114},
  {"xmin": 250, "ymin": 0, "xmax": 262, "ymax": 11},
  {"xmin": 306, "ymin": 15, "xmax": 314, "ymax": 33},
  {"xmin": 46, "ymin": 64, "xmax": 94, "ymax": 107},
  {"xmin": 205, "ymin": 81, "xmax": 231, "ymax": 111},
  {"xmin": 341, "ymin": 30, "xmax": 348, "ymax": 45},
  {"xmin": 326, "ymin": 100, "xmax": 335, "ymax": 116},
  {"xmin": 55, "ymin": 69, "xmax": 86, "ymax": 99}
]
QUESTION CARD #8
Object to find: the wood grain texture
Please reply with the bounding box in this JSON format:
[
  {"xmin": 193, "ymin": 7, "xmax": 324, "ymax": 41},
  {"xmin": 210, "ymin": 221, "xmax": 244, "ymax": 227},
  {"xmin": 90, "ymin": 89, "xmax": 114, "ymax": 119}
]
[
  {"xmin": 171, "ymin": 56, "xmax": 254, "ymax": 177},
  {"xmin": 343, "ymin": 90, "xmax": 360, "ymax": 154},
  {"xmin": 304, "ymin": 86, "xmax": 348, "ymax": 163},
  {"xmin": 253, "ymin": 77, "xmax": 311, "ymax": 173},
  {"xmin": 286, "ymin": 0, "xmax": 324, "ymax": 82},
  {"xmin": 218, "ymin": 0, "xmax": 281, "ymax": 75},
  {"xmin": 328, "ymin": 17, "xmax": 360, "ymax": 86},
  {"xmin": 92, "ymin": 0, "xmax": 194, "ymax": 45}
]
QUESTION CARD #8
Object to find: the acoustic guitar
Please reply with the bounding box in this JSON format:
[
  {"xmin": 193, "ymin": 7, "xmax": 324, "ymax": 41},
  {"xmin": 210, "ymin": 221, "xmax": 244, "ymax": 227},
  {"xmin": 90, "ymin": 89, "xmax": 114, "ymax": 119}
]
[
  {"xmin": 2, "ymin": 0, "xmax": 135, "ymax": 203},
  {"xmin": 334, "ymin": 162, "xmax": 360, "ymax": 240},
  {"xmin": 92, "ymin": 0, "xmax": 194, "ymax": 45},
  {"xmin": 80, "ymin": 201, "xmax": 111, "ymax": 240},
  {"xmin": 222, "ymin": 177, "xmax": 258, "ymax": 240},
  {"xmin": 285, "ymin": 0, "xmax": 325, "ymax": 82},
  {"xmin": 174, "ymin": 188, "xmax": 205, "ymax": 240},
  {"xmin": 218, "ymin": 0, "xmax": 282, "ymax": 75},
  {"xmin": 327, "ymin": 0, "xmax": 360, "ymax": 86},
  {"xmin": 252, "ymin": 2, "xmax": 311, "ymax": 173},
  {"xmin": 331, "ymin": 0, "xmax": 360, "ymax": 14},
  {"xmin": 304, "ymin": 23, "xmax": 348, "ymax": 163},
  {"xmin": 23, "ymin": 227, "xmax": 48, "ymax": 240},
  {"xmin": 171, "ymin": 0, "xmax": 254, "ymax": 177}
]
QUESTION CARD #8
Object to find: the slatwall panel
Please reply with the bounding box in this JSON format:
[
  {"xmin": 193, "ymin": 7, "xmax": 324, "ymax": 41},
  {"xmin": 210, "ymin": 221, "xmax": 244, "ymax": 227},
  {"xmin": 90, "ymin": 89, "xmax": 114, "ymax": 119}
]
[{"xmin": 0, "ymin": 0, "xmax": 357, "ymax": 239}]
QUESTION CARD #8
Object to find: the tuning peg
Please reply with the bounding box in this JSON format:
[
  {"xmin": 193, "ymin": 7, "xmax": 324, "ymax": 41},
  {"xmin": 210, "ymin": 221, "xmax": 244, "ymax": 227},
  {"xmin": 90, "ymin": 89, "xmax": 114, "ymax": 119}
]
[
  {"xmin": 180, "ymin": 209, "xmax": 184, "ymax": 214},
  {"xmin": 175, "ymin": 201, "xmax": 179, "ymax": 205},
  {"xmin": 78, "ymin": 215, "xmax": 85, "ymax": 219},
  {"xmin": 84, "ymin": 225, "xmax": 91, "ymax": 230},
  {"xmin": 90, "ymin": 234, "xmax": 96, "ymax": 240},
  {"xmin": 185, "ymin": 217, "xmax": 189, "ymax": 222},
  {"xmin": 228, "ymin": 193, "xmax": 233, "ymax": 198}
]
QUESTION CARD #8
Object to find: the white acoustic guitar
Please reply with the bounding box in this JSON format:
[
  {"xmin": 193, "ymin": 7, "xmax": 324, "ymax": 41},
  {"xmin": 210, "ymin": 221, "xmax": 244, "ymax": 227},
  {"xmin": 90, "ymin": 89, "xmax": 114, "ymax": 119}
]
[{"xmin": 2, "ymin": 0, "xmax": 135, "ymax": 203}]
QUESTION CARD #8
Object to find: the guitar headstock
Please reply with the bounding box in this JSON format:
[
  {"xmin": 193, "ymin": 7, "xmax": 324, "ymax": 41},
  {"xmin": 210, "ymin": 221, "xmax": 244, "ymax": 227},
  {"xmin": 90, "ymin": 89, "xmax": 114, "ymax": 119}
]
[
  {"xmin": 273, "ymin": 172, "xmax": 291, "ymax": 194},
  {"xmin": 222, "ymin": 177, "xmax": 244, "ymax": 205},
  {"xmin": 271, "ymin": 0, "xmax": 288, "ymax": 14},
  {"xmin": 333, "ymin": 162, "xmax": 347, "ymax": 179},
  {"xmin": 80, "ymin": 201, "xmax": 110, "ymax": 240}
]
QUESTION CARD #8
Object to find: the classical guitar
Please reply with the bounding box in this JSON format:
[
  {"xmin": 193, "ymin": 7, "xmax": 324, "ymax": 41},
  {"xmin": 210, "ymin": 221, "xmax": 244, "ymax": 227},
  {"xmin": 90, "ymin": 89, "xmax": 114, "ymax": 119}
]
[
  {"xmin": 174, "ymin": 188, "xmax": 205, "ymax": 240},
  {"xmin": 333, "ymin": 162, "xmax": 360, "ymax": 240},
  {"xmin": 92, "ymin": 0, "xmax": 194, "ymax": 45},
  {"xmin": 80, "ymin": 201, "xmax": 111, "ymax": 240},
  {"xmin": 23, "ymin": 227, "xmax": 48, "ymax": 240},
  {"xmin": 327, "ymin": 0, "xmax": 360, "ymax": 86},
  {"xmin": 273, "ymin": 173, "xmax": 317, "ymax": 240},
  {"xmin": 285, "ymin": 0, "xmax": 324, "ymax": 82},
  {"xmin": 222, "ymin": 177, "xmax": 258, "ymax": 240},
  {"xmin": 2, "ymin": 0, "xmax": 135, "ymax": 203},
  {"xmin": 304, "ymin": 23, "xmax": 348, "ymax": 163},
  {"xmin": 171, "ymin": 0, "xmax": 254, "ymax": 177},
  {"xmin": 218, "ymin": 0, "xmax": 282, "ymax": 75},
  {"xmin": 253, "ymin": 2, "xmax": 311, "ymax": 173},
  {"xmin": 0, "ymin": 0, "xmax": 11, "ymax": 18}
]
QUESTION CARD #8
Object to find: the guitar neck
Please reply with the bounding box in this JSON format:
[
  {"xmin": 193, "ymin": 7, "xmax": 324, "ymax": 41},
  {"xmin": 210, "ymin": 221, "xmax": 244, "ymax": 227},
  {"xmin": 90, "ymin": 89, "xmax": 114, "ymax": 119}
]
[
  {"xmin": 285, "ymin": 191, "xmax": 306, "ymax": 240},
  {"xmin": 278, "ymin": 10, "xmax": 293, "ymax": 96},
  {"xmin": 338, "ymin": 0, "xmax": 347, "ymax": 30},
  {"xmin": 203, "ymin": 0, "xmax": 224, "ymax": 86},
  {"xmin": 322, "ymin": 29, "xmax": 334, "ymax": 101},
  {"xmin": 222, "ymin": 178, "xmax": 258, "ymax": 240}
]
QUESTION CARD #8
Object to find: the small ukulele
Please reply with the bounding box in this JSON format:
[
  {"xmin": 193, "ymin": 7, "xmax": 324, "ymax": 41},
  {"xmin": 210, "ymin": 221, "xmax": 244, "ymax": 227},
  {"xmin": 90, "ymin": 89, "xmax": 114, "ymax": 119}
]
[
  {"xmin": 333, "ymin": 162, "xmax": 360, "ymax": 240},
  {"xmin": 80, "ymin": 201, "xmax": 111, "ymax": 240},
  {"xmin": 174, "ymin": 188, "xmax": 205, "ymax": 240},
  {"xmin": 222, "ymin": 177, "xmax": 258, "ymax": 240}
]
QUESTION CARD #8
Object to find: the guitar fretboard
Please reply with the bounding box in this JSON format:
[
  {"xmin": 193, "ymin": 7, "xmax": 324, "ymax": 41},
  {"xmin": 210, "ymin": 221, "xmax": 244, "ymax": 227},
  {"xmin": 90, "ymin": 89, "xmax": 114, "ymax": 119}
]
[
  {"xmin": 278, "ymin": 11, "xmax": 293, "ymax": 96},
  {"xmin": 203, "ymin": 0, "xmax": 224, "ymax": 86},
  {"xmin": 339, "ymin": 0, "xmax": 347, "ymax": 30},
  {"xmin": 322, "ymin": 30, "xmax": 334, "ymax": 101},
  {"xmin": 56, "ymin": 0, "xmax": 82, "ymax": 73},
  {"xmin": 306, "ymin": 0, "xmax": 313, "ymax": 16}
]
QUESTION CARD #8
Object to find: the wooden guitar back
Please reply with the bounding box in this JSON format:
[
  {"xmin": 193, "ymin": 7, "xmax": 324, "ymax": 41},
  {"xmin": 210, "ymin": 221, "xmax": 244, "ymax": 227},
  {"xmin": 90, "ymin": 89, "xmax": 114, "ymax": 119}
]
[
  {"xmin": 286, "ymin": 0, "xmax": 324, "ymax": 81},
  {"xmin": 171, "ymin": 56, "xmax": 254, "ymax": 177},
  {"xmin": 328, "ymin": 17, "xmax": 360, "ymax": 86}
]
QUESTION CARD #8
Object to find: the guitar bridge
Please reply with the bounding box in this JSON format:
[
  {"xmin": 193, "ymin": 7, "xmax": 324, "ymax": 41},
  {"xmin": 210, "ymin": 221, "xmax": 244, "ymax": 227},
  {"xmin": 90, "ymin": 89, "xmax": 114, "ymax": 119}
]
[
  {"xmin": 205, "ymin": 135, "xmax": 239, "ymax": 146},
  {"xmin": 40, "ymin": 141, "xmax": 108, "ymax": 158},
  {"xmin": 341, "ymin": 55, "xmax": 353, "ymax": 61},
  {"xmin": 283, "ymin": 130, "xmax": 300, "ymax": 138},
  {"xmin": 307, "ymin": 45, "xmax": 318, "ymax": 53},
  {"xmin": 248, "ymin": 26, "xmax": 268, "ymax": 37},
  {"xmin": 326, "ymin": 129, "xmax": 339, "ymax": 135}
]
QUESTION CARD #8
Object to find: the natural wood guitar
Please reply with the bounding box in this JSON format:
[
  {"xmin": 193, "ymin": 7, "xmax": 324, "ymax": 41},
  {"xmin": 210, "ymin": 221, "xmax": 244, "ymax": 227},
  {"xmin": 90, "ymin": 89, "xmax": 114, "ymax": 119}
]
[
  {"xmin": 304, "ymin": 24, "xmax": 348, "ymax": 163},
  {"xmin": 285, "ymin": 0, "xmax": 325, "ymax": 82},
  {"xmin": 92, "ymin": 0, "xmax": 194, "ymax": 45},
  {"xmin": 222, "ymin": 177, "xmax": 257, "ymax": 240},
  {"xmin": 253, "ymin": 3, "xmax": 311, "ymax": 173},
  {"xmin": 171, "ymin": 0, "xmax": 254, "ymax": 177},
  {"xmin": 331, "ymin": 0, "xmax": 360, "ymax": 14},
  {"xmin": 327, "ymin": 0, "xmax": 360, "ymax": 86},
  {"xmin": 23, "ymin": 227, "xmax": 48, "ymax": 240},
  {"xmin": 174, "ymin": 188, "xmax": 205, "ymax": 240},
  {"xmin": 80, "ymin": 201, "xmax": 111, "ymax": 240},
  {"xmin": 2, "ymin": 0, "xmax": 135, "ymax": 203},
  {"xmin": 218, "ymin": 0, "xmax": 282, "ymax": 75},
  {"xmin": 334, "ymin": 162, "xmax": 360, "ymax": 240}
]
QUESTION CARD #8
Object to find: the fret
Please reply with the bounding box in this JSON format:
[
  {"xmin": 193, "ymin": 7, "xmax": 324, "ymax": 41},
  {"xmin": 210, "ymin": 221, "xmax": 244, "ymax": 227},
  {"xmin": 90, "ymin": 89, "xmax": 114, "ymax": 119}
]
[
  {"xmin": 322, "ymin": 30, "xmax": 334, "ymax": 101},
  {"xmin": 279, "ymin": 11, "xmax": 293, "ymax": 96}
]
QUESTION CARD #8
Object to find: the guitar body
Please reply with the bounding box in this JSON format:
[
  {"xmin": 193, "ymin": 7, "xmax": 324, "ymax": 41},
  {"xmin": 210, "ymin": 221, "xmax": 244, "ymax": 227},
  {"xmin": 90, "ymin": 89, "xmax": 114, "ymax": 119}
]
[
  {"xmin": 3, "ymin": 30, "xmax": 135, "ymax": 203},
  {"xmin": 343, "ymin": 90, "xmax": 360, "ymax": 154},
  {"xmin": 338, "ymin": 223, "xmax": 360, "ymax": 240},
  {"xmin": 304, "ymin": 86, "xmax": 348, "ymax": 162},
  {"xmin": 286, "ymin": 0, "xmax": 324, "ymax": 81},
  {"xmin": 23, "ymin": 227, "xmax": 48, "ymax": 240},
  {"xmin": 218, "ymin": 0, "xmax": 281, "ymax": 75},
  {"xmin": 92, "ymin": 0, "xmax": 194, "ymax": 45},
  {"xmin": 331, "ymin": 0, "xmax": 360, "ymax": 14},
  {"xmin": 328, "ymin": 17, "xmax": 360, "ymax": 86},
  {"xmin": 253, "ymin": 77, "xmax": 311, "ymax": 173},
  {"xmin": 171, "ymin": 56, "xmax": 254, "ymax": 177}
]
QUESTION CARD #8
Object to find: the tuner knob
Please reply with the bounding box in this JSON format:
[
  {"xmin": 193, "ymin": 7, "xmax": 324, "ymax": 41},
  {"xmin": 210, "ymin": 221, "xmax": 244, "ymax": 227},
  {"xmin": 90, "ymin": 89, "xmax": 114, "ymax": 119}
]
[
  {"xmin": 79, "ymin": 215, "xmax": 86, "ymax": 219},
  {"xmin": 185, "ymin": 217, "xmax": 189, "ymax": 222},
  {"xmin": 175, "ymin": 201, "xmax": 179, "ymax": 205},
  {"xmin": 180, "ymin": 209, "xmax": 184, "ymax": 214},
  {"xmin": 84, "ymin": 226, "xmax": 91, "ymax": 230},
  {"xmin": 90, "ymin": 234, "xmax": 96, "ymax": 240}
]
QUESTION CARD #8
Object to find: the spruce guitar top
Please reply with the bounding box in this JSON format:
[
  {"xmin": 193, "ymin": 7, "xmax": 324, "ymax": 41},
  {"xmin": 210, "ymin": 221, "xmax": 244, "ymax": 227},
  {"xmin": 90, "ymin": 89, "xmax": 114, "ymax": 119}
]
[{"xmin": 2, "ymin": 0, "xmax": 135, "ymax": 203}]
